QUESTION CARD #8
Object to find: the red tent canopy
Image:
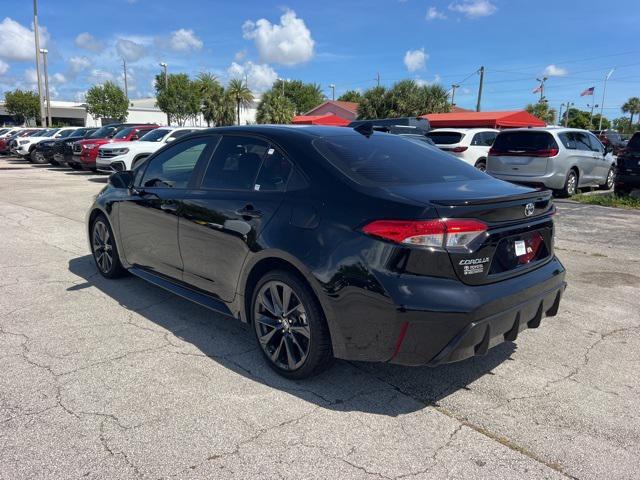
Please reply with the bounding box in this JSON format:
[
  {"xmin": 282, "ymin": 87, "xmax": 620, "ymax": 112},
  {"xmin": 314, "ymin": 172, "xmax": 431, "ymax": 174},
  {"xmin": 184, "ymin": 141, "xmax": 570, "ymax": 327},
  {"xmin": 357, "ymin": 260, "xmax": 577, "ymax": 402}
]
[
  {"xmin": 421, "ymin": 111, "xmax": 546, "ymax": 129},
  {"xmin": 292, "ymin": 113, "xmax": 350, "ymax": 126}
]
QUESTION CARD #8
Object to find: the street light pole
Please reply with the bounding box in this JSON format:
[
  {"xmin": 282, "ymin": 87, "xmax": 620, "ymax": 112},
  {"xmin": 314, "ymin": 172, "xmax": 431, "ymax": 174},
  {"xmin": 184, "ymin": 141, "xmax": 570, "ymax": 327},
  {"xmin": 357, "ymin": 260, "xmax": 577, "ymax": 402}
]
[
  {"xmin": 476, "ymin": 66, "xmax": 484, "ymax": 112},
  {"xmin": 329, "ymin": 84, "xmax": 335, "ymax": 101},
  {"xmin": 40, "ymin": 48, "xmax": 51, "ymax": 127},
  {"xmin": 122, "ymin": 58, "xmax": 128, "ymax": 101},
  {"xmin": 33, "ymin": 0, "xmax": 45, "ymax": 127},
  {"xmin": 160, "ymin": 62, "xmax": 169, "ymax": 125},
  {"xmin": 587, "ymin": 103, "xmax": 599, "ymax": 129},
  {"xmin": 598, "ymin": 69, "xmax": 614, "ymax": 131},
  {"xmin": 564, "ymin": 102, "xmax": 574, "ymax": 127},
  {"xmin": 536, "ymin": 76, "xmax": 548, "ymax": 103},
  {"xmin": 450, "ymin": 84, "xmax": 459, "ymax": 107},
  {"xmin": 558, "ymin": 103, "xmax": 564, "ymax": 126}
]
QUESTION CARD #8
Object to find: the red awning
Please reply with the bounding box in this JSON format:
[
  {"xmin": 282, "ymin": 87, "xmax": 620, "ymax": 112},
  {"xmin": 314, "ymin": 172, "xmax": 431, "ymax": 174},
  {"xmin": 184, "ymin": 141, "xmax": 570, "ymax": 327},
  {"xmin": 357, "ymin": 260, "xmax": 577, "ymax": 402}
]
[
  {"xmin": 292, "ymin": 114, "xmax": 350, "ymax": 126},
  {"xmin": 421, "ymin": 111, "xmax": 546, "ymax": 129}
]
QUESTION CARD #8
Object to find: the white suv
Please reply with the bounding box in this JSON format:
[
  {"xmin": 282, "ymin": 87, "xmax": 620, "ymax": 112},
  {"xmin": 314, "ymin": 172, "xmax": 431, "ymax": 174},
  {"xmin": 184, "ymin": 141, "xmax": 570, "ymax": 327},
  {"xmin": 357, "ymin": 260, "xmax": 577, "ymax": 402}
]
[
  {"xmin": 15, "ymin": 127, "xmax": 78, "ymax": 160},
  {"xmin": 96, "ymin": 127, "xmax": 203, "ymax": 173},
  {"xmin": 426, "ymin": 128, "xmax": 499, "ymax": 171}
]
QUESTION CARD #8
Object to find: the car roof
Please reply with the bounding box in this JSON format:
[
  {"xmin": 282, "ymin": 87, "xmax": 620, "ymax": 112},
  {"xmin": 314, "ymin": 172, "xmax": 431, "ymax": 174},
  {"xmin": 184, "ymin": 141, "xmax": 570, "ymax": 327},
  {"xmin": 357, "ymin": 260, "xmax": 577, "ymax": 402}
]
[
  {"xmin": 429, "ymin": 128, "xmax": 498, "ymax": 133},
  {"xmin": 497, "ymin": 127, "xmax": 593, "ymax": 135},
  {"xmin": 197, "ymin": 124, "xmax": 358, "ymax": 139}
]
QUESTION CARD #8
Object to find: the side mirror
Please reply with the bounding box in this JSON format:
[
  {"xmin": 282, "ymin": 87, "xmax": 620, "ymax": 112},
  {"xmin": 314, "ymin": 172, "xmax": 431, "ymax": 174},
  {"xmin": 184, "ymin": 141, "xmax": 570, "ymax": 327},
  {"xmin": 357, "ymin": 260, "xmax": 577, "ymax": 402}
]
[
  {"xmin": 166, "ymin": 137, "xmax": 176, "ymax": 143},
  {"xmin": 109, "ymin": 170, "xmax": 134, "ymax": 189},
  {"xmin": 131, "ymin": 135, "xmax": 139, "ymax": 141}
]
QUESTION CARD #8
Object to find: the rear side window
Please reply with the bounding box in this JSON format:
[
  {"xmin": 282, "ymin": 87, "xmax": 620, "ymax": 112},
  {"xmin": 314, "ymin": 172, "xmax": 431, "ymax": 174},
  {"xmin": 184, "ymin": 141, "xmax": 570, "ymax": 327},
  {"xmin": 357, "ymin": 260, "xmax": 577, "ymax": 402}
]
[
  {"xmin": 426, "ymin": 131, "xmax": 464, "ymax": 144},
  {"xmin": 492, "ymin": 131, "xmax": 558, "ymax": 153},
  {"xmin": 313, "ymin": 134, "xmax": 485, "ymax": 186},
  {"xmin": 255, "ymin": 149, "xmax": 292, "ymax": 192},
  {"xmin": 471, "ymin": 132, "xmax": 497, "ymax": 146},
  {"xmin": 202, "ymin": 136, "xmax": 268, "ymax": 190}
]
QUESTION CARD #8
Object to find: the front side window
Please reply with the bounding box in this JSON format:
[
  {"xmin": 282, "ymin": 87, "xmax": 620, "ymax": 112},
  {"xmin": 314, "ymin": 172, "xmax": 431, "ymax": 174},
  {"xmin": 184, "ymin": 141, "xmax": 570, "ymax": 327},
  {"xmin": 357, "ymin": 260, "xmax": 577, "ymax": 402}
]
[
  {"xmin": 167, "ymin": 130, "xmax": 194, "ymax": 141},
  {"xmin": 113, "ymin": 127, "xmax": 135, "ymax": 140},
  {"xmin": 139, "ymin": 129, "xmax": 171, "ymax": 142},
  {"xmin": 140, "ymin": 137, "xmax": 212, "ymax": 189},
  {"xmin": 587, "ymin": 133, "xmax": 604, "ymax": 153},
  {"xmin": 56, "ymin": 129, "xmax": 76, "ymax": 139},
  {"xmin": 201, "ymin": 136, "xmax": 268, "ymax": 190}
]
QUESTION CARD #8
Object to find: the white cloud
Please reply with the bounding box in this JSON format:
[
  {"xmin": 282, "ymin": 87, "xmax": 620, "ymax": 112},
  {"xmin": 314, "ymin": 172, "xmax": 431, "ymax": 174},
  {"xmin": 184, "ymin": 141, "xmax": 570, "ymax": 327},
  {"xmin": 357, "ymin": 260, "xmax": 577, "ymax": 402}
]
[
  {"xmin": 414, "ymin": 74, "xmax": 441, "ymax": 86},
  {"xmin": 426, "ymin": 7, "xmax": 447, "ymax": 20},
  {"xmin": 25, "ymin": 68, "xmax": 38, "ymax": 84},
  {"xmin": 242, "ymin": 9, "xmax": 314, "ymax": 66},
  {"xmin": 543, "ymin": 64, "xmax": 568, "ymax": 77},
  {"xmin": 115, "ymin": 38, "xmax": 146, "ymax": 62},
  {"xmin": 0, "ymin": 59, "xmax": 9, "ymax": 75},
  {"xmin": 68, "ymin": 56, "xmax": 91, "ymax": 75},
  {"xmin": 74, "ymin": 32, "xmax": 104, "ymax": 53},
  {"xmin": 234, "ymin": 50, "xmax": 247, "ymax": 61},
  {"xmin": 52, "ymin": 73, "xmax": 66, "ymax": 84},
  {"xmin": 404, "ymin": 48, "xmax": 428, "ymax": 72},
  {"xmin": 448, "ymin": 0, "xmax": 497, "ymax": 18},
  {"xmin": 0, "ymin": 17, "xmax": 49, "ymax": 61},
  {"xmin": 74, "ymin": 90, "xmax": 87, "ymax": 102},
  {"xmin": 227, "ymin": 61, "xmax": 278, "ymax": 93},
  {"xmin": 89, "ymin": 69, "xmax": 115, "ymax": 84},
  {"xmin": 168, "ymin": 28, "xmax": 203, "ymax": 52}
]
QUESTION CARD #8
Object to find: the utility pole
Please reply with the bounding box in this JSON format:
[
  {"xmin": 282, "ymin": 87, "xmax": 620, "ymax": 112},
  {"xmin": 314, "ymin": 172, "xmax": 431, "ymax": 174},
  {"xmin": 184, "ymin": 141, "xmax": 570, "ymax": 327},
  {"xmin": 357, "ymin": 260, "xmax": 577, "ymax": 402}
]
[
  {"xmin": 450, "ymin": 84, "xmax": 460, "ymax": 107},
  {"xmin": 476, "ymin": 66, "xmax": 484, "ymax": 112},
  {"xmin": 160, "ymin": 62, "xmax": 169, "ymax": 125},
  {"xmin": 376, "ymin": 72, "xmax": 380, "ymax": 88},
  {"xmin": 40, "ymin": 49, "xmax": 51, "ymax": 127},
  {"xmin": 329, "ymin": 84, "xmax": 336, "ymax": 101},
  {"xmin": 598, "ymin": 69, "xmax": 614, "ymax": 130},
  {"xmin": 122, "ymin": 58, "xmax": 128, "ymax": 101},
  {"xmin": 558, "ymin": 103, "xmax": 564, "ymax": 126},
  {"xmin": 33, "ymin": 0, "xmax": 45, "ymax": 127},
  {"xmin": 563, "ymin": 102, "xmax": 574, "ymax": 127},
  {"xmin": 536, "ymin": 76, "xmax": 548, "ymax": 103}
]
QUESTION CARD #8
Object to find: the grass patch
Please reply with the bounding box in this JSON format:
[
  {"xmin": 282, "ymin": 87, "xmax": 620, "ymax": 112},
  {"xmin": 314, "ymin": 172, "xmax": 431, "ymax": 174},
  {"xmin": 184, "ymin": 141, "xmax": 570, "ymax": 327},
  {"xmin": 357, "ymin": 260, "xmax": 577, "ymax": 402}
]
[{"xmin": 570, "ymin": 193, "xmax": 640, "ymax": 210}]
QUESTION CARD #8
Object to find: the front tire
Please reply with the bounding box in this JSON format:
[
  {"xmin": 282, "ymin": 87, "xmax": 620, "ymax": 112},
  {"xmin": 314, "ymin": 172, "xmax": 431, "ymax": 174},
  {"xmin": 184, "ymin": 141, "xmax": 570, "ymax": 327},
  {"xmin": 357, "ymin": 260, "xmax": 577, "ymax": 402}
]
[
  {"xmin": 475, "ymin": 159, "xmax": 487, "ymax": 172},
  {"xmin": 91, "ymin": 214, "xmax": 126, "ymax": 278},
  {"xmin": 599, "ymin": 168, "xmax": 615, "ymax": 190},
  {"xmin": 251, "ymin": 270, "xmax": 333, "ymax": 379}
]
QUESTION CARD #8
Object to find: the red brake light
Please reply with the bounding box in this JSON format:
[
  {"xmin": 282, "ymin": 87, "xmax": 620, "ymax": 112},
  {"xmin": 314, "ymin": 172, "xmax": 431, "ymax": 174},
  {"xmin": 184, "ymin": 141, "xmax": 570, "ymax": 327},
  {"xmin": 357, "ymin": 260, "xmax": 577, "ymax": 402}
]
[
  {"xmin": 362, "ymin": 219, "xmax": 487, "ymax": 249},
  {"xmin": 451, "ymin": 146, "xmax": 468, "ymax": 153}
]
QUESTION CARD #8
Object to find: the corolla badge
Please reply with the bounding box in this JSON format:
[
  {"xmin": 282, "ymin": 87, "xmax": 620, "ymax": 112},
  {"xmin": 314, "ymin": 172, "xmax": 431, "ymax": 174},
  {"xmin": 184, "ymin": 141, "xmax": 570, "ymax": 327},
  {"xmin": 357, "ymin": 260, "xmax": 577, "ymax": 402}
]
[{"xmin": 524, "ymin": 203, "xmax": 535, "ymax": 217}]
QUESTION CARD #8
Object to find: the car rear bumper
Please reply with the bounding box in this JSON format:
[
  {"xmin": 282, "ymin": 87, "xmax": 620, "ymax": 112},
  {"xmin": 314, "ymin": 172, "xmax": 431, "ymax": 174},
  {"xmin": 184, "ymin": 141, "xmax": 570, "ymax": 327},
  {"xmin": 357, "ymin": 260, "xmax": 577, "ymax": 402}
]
[
  {"xmin": 488, "ymin": 170, "xmax": 566, "ymax": 190},
  {"xmin": 615, "ymin": 172, "xmax": 640, "ymax": 188},
  {"xmin": 332, "ymin": 256, "xmax": 566, "ymax": 366}
]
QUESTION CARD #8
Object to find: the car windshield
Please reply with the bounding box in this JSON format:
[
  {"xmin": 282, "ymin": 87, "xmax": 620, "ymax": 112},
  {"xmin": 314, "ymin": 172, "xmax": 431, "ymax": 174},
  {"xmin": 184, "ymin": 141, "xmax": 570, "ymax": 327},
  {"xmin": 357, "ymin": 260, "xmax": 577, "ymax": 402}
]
[
  {"xmin": 89, "ymin": 125, "xmax": 118, "ymax": 139},
  {"xmin": 57, "ymin": 129, "xmax": 76, "ymax": 139},
  {"xmin": 139, "ymin": 129, "xmax": 170, "ymax": 142},
  {"xmin": 627, "ymin": 134, "xmax": 640, "ymax": 150},
  {"xmin": 492, "ymin": 131, "xmax": 557, "ymax": 152},
  {"xmin": 427, "ymin": 131, "xmax": 464, "ymax": 144},
  {"xmin": 113, "ymin": 127, "xmax": 135, "ymax": 140},
  {"xmin": 313, "ymin": 133, "xmax": 485, "ymax": 186},
  {"xmin": 42, "ymin": 129, "xmax": 60, "ymax": 137}
]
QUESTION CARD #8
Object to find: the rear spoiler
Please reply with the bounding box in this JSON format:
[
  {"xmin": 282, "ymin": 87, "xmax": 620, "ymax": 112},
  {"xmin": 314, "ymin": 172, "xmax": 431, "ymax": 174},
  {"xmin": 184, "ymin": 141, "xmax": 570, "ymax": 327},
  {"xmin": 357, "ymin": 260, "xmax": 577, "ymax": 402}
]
[{"xmin": 430, "ymin": 189, "xmax": 551, "ymax": 207}]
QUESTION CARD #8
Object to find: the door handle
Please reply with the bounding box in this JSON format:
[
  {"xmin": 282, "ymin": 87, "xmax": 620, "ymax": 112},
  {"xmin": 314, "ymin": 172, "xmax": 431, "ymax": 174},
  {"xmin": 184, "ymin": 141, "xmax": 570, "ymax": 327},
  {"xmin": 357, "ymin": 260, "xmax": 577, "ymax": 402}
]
[
  {"xmin": 160, "ymin": 202, "xmax": 178, "ymax": 212},
  {"xmin": 235, "ymin": 205, "xmax": 263, "ymax": 219}
]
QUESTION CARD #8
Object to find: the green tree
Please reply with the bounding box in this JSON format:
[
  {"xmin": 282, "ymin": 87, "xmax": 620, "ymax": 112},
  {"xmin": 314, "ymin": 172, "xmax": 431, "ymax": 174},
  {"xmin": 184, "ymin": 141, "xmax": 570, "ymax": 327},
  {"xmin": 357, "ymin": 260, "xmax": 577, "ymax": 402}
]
[
  {"xmin": 4, "ymin": 89, "xmax": 40, "ymax": 125},
  {"xmin": 418, "ymin": 84, "xmax": 451, "ymax": 114},
  {"xmin": 525, "ymin": 102, "xmax": 556, "ymax": 124},
  {"xmin": 269, "ymin": 79, "xmax": 324, "ymax": 114},
  {"xmin": 621, "ymin": 97, "xmax": 640, "ymax": 126},
  {"xmin": 85, "ymin": 81, "xmax": 129, "ymax": 122},
  {"xmin": 357, "ymin": 86, "xmax": 388, "ymax": 119},
  {"xmin": 562, "ymin": 108, "xmax": 591, "ymax": 129},
  {"xmin": 155, "ymin": 73, "xmax": 201, "ymax": 126},
  {"xmin": 591, "ymin": 114, "xmax": 610, "ymax": 130},
  {"xmin": 256, "ymin": 90, "xmax": 295, "ymax": 124},
  {"xmin": 337, "ymin": 90, "xmax": 362, "ymax": 103},
  {"xmin": 385, "ymin": 80, "xmax": 424, "ymax": 117},
  {"xmin": 612, "ymin": 116, "xmax": 638, "ymax": 133},
  {"xmin": 195, "ymin": 72, "xmax": 229, "ymax": 127},
  {"xmin": 226, "ymin": 78, "xmax": 254, "ymax": 125}
]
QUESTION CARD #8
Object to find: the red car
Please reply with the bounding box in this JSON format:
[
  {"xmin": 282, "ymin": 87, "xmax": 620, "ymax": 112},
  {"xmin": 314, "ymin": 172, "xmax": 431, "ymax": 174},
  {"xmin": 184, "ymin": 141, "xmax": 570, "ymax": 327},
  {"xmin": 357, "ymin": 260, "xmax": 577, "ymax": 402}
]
[{"xmin": 68, "ymin": 123, "xmax": 159, "ymax": 171}]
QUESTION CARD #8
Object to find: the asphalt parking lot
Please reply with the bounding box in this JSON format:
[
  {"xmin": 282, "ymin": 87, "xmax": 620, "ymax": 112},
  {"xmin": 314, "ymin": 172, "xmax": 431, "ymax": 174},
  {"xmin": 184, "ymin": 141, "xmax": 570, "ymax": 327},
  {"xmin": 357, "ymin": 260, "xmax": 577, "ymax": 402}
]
[{"xmin": 1, "ymin": 157, "xmax": 639, "ymax": 480}]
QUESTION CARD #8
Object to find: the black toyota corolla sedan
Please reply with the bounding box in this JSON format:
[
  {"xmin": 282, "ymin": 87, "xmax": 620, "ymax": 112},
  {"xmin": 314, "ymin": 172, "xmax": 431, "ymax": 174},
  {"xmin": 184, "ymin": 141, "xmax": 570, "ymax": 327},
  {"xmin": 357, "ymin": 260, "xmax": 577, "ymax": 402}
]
[{"xmin": 86, "ymin": 125, "xmax": 566, "ymax": 378}]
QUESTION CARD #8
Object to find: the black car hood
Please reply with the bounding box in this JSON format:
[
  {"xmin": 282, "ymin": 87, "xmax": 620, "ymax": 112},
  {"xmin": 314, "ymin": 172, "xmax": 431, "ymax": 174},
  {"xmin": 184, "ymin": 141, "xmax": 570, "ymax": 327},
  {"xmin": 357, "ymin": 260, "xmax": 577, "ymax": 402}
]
[{"xmin": 385, "ymin": 177, "xmax": 540, "ymax": 206}]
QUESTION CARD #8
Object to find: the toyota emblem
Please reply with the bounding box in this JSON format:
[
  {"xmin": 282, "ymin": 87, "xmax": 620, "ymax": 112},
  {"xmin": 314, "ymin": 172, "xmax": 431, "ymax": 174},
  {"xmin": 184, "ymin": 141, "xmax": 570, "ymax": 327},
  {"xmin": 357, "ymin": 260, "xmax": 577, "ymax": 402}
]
[{"xmin": 524, "ymin": 203, "xmax": 535, "ymax": 217}]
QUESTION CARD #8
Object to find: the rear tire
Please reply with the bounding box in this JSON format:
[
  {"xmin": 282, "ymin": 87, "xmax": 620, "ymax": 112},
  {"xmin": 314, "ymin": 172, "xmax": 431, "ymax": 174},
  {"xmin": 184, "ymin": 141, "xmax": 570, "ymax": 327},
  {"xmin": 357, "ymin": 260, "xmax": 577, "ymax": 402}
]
[
  {"xmin": 132, "ymin": 156, "xmax": 148, "ymax": 169},
  {"xmin": 69, "ymin": 163, "xmax": 82, "ymax": 170},
  {"xmin": 559, "ymin": 169, "xmax": 578, "ymax": 197},
  {"xmin": 614, "ymin": 184, "xmax": 631, "ymax": 196},
  {"xmin": 475, "ymin": 159, "xmax": 487, "ymax": 172},
  {"xmin": 250, "ymin": 270, "xmax": 333, "ymax": 379},
  {"xmin": 90, "ymin": 214, "xmax": 127, "ymax": 279},
  {"xmin": 598, "ymin": 168, "xmax": 615, "ymax": 190}
]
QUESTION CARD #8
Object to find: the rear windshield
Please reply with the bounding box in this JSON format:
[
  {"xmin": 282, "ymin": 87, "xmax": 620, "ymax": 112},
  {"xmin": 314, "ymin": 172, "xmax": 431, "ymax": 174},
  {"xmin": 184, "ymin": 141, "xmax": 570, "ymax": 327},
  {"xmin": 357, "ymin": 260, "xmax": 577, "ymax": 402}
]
[
  {"xmin": 426, "ymin": 131, "xmax": 464, "ymax": 145},
  {"xmin": 628, "ymin": 133, "xmax": 640, "ymax": 150},
  {"xmin": 313, "ymin": 134, "xmax": 485, "ymax": 186},
  {"xmin": 139, "ymin": 129, "xmax": 170, "ymax": 142},
  {"xmin": 492, "ymin": 131, "xmax": 558, "ymax": 152}
]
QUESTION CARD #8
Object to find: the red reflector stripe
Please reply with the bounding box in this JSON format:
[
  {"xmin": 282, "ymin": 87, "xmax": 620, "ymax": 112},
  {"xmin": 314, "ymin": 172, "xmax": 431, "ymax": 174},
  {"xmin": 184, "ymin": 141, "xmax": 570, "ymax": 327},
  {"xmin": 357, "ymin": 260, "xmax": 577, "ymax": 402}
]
[{"xmin": 391, "ymin": 321, "xmax": 410, "ymax": 360}]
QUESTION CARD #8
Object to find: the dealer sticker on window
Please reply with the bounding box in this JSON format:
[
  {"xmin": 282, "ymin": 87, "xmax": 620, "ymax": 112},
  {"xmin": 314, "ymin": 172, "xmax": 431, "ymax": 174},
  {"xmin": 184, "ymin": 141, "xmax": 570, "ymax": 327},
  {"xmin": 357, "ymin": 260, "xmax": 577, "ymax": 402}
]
[{"xmin": 515, "ymin": 240, "xmax": 526, "ymax": 257}]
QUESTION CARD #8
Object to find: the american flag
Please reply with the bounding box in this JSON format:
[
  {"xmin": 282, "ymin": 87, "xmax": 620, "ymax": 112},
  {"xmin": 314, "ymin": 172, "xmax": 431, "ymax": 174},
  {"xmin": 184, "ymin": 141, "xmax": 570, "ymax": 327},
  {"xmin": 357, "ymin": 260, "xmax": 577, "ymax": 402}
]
[
  {"xmin": 580, "ymin": 86, "xmax": 595, "ymax": 96},
  {"xmin": 532, "ymin": 85, "xmax": 543, "ymax": 94}
]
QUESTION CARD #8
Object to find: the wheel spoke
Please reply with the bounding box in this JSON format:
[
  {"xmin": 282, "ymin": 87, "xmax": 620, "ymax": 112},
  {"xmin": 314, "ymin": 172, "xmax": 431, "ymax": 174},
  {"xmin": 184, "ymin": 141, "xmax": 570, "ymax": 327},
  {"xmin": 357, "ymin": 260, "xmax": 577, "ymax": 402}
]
[
  {"xmin": 283, "ymin": 336, "xmax": 297, "ymax": 369},
  {"xmin": 256, "ymin": 314, "xmax": 280, "ymax": 330},
  {"xmin": 259, "ymin": 291, "xmax": 278, "ymax": 317},
  {"xmin": 259, "ymin": 323, "xmax": 282, "ymax": 346},
  {"xmin": 281, "ymin": 285, "xmax": 292, "ymax": 315},
  {"xmin": 283, "ymin": 301, "xmax": 303, "ymax": 318},
  {"xmin": 289, "ymin": 332, "xmax": 306, "ymax": 357},
  {"xmin": 270, "ymin": 336, "xmax": 285, "ymax": 362},
  {"xmin": 290, "ymin": 325, "xmax": 310, "ymax": 339},
  {"xmin": 270, "ymin": 284, "xmax": 283, "ymax": 314}
]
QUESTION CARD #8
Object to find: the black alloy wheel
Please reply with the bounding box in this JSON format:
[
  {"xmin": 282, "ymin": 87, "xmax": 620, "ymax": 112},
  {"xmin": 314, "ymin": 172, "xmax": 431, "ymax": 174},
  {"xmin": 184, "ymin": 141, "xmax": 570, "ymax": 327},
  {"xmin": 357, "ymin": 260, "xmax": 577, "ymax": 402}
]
[{"xmin": 91, "ymin": 215, "xmax": 126, "ymax": 278}]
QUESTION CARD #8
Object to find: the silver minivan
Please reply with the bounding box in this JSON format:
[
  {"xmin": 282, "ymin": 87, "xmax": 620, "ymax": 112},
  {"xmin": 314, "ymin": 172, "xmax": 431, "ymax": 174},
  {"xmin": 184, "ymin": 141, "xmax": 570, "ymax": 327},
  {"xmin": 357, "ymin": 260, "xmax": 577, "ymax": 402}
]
[{"xmin": 486, "ymin": 128, "xmax": 615, "ymax": 196}]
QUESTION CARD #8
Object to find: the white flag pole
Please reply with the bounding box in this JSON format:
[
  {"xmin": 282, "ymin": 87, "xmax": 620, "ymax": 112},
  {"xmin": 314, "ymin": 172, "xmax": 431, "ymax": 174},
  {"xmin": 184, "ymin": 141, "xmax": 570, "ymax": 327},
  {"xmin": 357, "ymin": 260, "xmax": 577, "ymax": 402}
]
[{"xmin": 598, "ymin": 69, "xmax": 615, "ymax": 130}]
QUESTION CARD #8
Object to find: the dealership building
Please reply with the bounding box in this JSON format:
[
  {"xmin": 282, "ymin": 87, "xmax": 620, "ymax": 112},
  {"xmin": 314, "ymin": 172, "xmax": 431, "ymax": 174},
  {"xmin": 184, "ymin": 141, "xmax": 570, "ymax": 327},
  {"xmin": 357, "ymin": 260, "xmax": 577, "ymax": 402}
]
[{"xmin": 0, "ymin": 96, "xmax": 261, "ymax": 127}]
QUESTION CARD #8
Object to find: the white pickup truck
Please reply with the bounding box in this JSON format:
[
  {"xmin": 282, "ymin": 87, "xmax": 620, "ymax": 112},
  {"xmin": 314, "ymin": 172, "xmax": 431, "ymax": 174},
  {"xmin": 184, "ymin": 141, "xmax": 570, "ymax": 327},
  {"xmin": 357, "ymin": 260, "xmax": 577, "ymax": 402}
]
[{"xmin": 96, "ymin": 127, "xmax": 202, "ymax": 173}]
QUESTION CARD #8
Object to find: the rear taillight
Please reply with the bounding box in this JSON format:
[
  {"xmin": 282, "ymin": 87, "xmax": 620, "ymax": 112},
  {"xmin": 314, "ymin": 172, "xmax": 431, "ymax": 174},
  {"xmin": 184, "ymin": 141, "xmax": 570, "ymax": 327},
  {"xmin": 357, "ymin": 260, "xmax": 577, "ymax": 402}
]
[
  {"xmin": 531, "ymin": 148, "xmax": 558, "ymax": 157},
  {"xmin": 362, "ymin": 219, "xmax": 487, "ymax": 249},
  {"xmin": 443, "ymin": 146, "xmax": 468, "ymax": 153}
]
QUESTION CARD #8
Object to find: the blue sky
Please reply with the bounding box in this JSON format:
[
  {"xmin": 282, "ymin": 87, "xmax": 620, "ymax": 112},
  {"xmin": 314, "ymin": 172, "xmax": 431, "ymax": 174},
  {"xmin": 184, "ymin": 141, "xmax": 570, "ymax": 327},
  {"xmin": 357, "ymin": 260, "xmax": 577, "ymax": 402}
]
[{"xmin": 0, "ymin": 0, "xmax": 639, "ymax": 119}]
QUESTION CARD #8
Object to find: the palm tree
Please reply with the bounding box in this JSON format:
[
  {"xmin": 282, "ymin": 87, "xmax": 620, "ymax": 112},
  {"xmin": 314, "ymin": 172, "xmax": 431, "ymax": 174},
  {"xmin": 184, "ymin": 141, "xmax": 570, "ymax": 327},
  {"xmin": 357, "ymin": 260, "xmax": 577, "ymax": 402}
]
[
  {"xmin": 256, "ymin": 91, "xmax": 295, "ymax": 124},
  {"xmin": 622, "ymin": 97, "xmax": 640, "ymax": 126},
  {"xmin": 227, "ymin": 78, "xmax": 254, "ymax": 125},
  {"xmin": 195, "ymin": 72, "xmax": 222, "ymax": 127}
]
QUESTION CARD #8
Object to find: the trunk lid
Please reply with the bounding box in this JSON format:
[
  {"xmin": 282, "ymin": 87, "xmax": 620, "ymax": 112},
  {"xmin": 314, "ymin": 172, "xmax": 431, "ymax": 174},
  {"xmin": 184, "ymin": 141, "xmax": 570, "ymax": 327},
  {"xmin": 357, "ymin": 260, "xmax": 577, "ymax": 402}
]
[{"xmin": 388, "ymin": 179, "xmax": 555, "ymax": 285}]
